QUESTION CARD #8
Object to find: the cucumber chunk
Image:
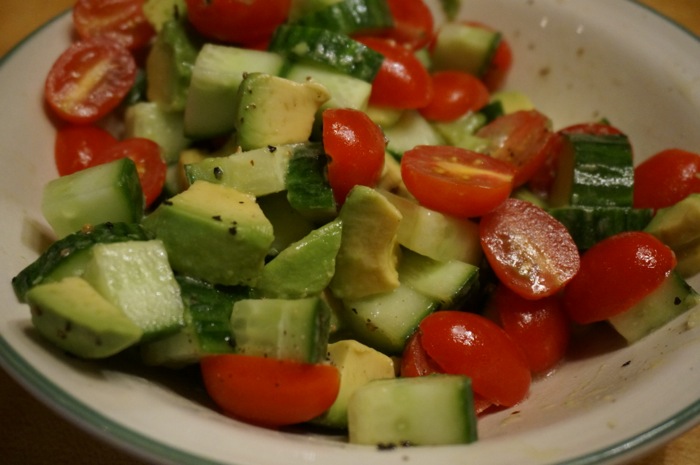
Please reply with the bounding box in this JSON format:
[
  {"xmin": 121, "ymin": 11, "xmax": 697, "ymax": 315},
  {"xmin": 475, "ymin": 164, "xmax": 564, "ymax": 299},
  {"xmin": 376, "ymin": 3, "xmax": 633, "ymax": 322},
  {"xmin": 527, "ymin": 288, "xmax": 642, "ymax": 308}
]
[
  {"xmin": 431, "ymin": 22, "xmax": 501, "ymax": 77},
  {"xmin": 285, "ymin": 143, "xmax": 337, "ymax": 222},
  {"xmin": 347, "ymin": 375, "xmax": 478, "ymax": 446},
  {"xmin": 293, "ymin": 0, "xmax": 394, "ymax": 36}
]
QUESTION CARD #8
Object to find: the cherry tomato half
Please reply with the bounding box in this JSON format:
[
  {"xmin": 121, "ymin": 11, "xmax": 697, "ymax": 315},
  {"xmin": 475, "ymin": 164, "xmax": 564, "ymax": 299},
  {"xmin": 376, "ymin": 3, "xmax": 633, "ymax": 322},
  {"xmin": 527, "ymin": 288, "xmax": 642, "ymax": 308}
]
[
  {"xmin": 383, "ymin": 0, "xmax": 434, "ymax": 50},
  {"xmin": 418, "ymin": 311, "xmax": 531, "ymax": 407},
  {"xmin": 185, "ymin": 0, "xmax": 291, "ymax": 46},
  {"xmin": 54, "ymin": 125, "xmax": 118, "ymax": 176},
  {"xmin": 200, "ymin": 354, "xmax": 340, "ymax": 427},
  {"xmin": 419, "ymin": 71, "xmax": 490, "ymax": 122},
  {"xmin": 480, "ymin": 198, "xmax": 580, "ymax": 300},
  {"xmin": 45, "ymin": 38, "xmax": 137, "ymax": 124},
  {"xmin": 476, "ymin": 110, "xmax": 557, "ymax": 187},
  {"xmin": 562, "ymin": 231, "xmax": 676, "ymax": 325},
  {"xmin": 355, "ymin": 36, "xmax": 433, "ymax": 109},
  {"xmin": 89, "ymin": 137, "xmax": 166, "ymax": 207},
  {"xmin": 634, "ymin": 148, "xmax": 700, "ymax": 211},
  {"xmin": 322, "ymin": 108, "xmax": 386, "ymax": 204},
  {"xmin": 489, "ymin": 284, "xmax": 570, "ymax": 374},
  {"xmin": 401, "ymin": 145, "xmax": 516, "ymax": 218},
  {"xmin": 73, "ymin": 0, "xmax": 155, "ymax": 50}
]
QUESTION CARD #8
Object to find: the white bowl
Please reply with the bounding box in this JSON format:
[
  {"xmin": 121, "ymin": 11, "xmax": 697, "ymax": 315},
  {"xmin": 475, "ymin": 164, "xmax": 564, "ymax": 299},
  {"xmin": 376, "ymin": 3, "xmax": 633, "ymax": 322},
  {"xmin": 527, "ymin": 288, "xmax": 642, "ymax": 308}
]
[{"xmin": 2, "ymin": 1, "xmax": 700, "ymax": 464}]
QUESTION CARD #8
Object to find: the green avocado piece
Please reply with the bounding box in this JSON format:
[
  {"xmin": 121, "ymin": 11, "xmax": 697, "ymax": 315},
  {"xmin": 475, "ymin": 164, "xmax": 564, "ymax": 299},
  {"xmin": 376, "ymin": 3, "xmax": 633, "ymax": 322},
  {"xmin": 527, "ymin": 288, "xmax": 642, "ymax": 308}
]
[
  {"xmin": 255, "ymin": 219, "xmax": 343, "ymax": 299},
  {"xmin": 26, "ymin": 277, "xmax": 143, "ymax": 359},
  {"xmin": 142, "ymin": 181, "xmax": 274, "ymax": 286},
  {"xmin": 234, "ymin": 72, "xmax": 330, "ymax": 151},
  {"xmin": 329, "ymin": 186, "xmax": 402, "ymax": 300}
]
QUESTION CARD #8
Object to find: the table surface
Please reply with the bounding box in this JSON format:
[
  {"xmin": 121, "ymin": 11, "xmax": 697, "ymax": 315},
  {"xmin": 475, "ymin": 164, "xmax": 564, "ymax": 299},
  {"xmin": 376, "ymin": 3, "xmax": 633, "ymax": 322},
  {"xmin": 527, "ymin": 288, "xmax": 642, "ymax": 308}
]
[{"xmin": 2, "ymin": 0, "xmax": 700, "ymax": 464}]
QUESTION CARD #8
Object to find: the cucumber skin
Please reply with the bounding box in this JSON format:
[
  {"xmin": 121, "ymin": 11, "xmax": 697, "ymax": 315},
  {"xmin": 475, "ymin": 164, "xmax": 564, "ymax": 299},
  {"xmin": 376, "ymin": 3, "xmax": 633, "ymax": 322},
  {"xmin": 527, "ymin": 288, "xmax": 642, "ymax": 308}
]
[
  {"xmin": 12, "ymin": 222, "xmax": 150, "ymax": 302},
  {"xmin": 293, "ymin": 0, "xmax": 394, "ymax": 36}
]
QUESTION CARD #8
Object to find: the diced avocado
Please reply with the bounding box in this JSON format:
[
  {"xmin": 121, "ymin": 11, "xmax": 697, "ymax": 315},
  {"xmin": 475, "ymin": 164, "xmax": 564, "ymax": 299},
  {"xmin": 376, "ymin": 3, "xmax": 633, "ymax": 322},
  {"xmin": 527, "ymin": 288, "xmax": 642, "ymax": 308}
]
[
  {"xmin": 143, "ymin": 0, "xmax": 188, "ymax": 31},
  {"xmin": 125, "ymin": 102, "xmax": 191, "ymax": 164},
  {"xmin": 329, "ymin": 186, "xmax": 402, "ymax": 300},
  {"xmin": 234, "ymin": 72, "xmax": 330, "ymax": 151},
  {"xmin": 184, "ymin": 144, "xmax": 294, "ymax": 196},
  {"xmin": 145, "ymin": 16, "xmax": 202, "ymax": 112},
  {"xmin": 42, "ymin": 158, "xmax": 144, "ymax": 239},
  {"xmin": 83, "ymin": 240, "xmax": 185, "ymax": 341},
  {"xmin": 347, "ymin": 374, "xmax": 478, "ymax": 446},
  {"xmin": 312, "ymin": 340, "xmax": 395, "ymax": 429},
  {"xmin": 184, "ymin": 44, "xmax": 286, "ymax": 139},
  {"xmin": 255, "ymin": 219, "xmax": 343, "ymax": 299},
  {"xmin": 257, "ymin": 192, "xmax": 316, "ymax": 256},
  {"xmin": 141, "ymin": 181, "xmax": 274, "ymax": 286},
  {"xmin": 26, "ymin": 277, "xmax": 143, "ymax": 359},
  {"xmin": 376, "ymin": 153, "xmax": 411, "ymax": 198}
]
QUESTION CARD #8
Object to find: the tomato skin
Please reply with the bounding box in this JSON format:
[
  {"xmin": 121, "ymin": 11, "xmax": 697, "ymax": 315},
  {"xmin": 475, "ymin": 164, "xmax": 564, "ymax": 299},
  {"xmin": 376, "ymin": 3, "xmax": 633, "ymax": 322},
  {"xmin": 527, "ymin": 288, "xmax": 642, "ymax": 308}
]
[
  {"xmin": 476, "ymin": 110, "xmax": 557, "ymax": 187},
  {"xmin": 185, "ymin": 0, "xmax": 291, "ymax": 46},
  {"xmin": 200, "ymin": 355, "xmax": 340, "ymax": 427},
  {"xmin": 419, "ymin": 71, "xmax": 490, "ymax": 122},
  {"xmin": 88, "ymin": 137, "xmax": 166, "ymax": 207},
  {"xmin": 73, "ymin": 0, "xmax": 155, "ymax": 50},
  {"xmin": 45, "ymin": 38, "xmax": 137, "ymax": 124},
  {"xmin": 489, "ymin": 284, "xmax": 570, "ymax": 374},
  {"xmin": 54, "ymin": 125, "xmax": 118, "ymax": 176},
  {"xmin": 480, "ymin": 198, "xmax": 580, "ymax": 300},
  {"xmin": 383, "ymin": 0, "xmax": 434, "ymax": 50},
  {"xmin": 355, "ymin": 36, "xmax": 433, "ymax": 109},
  {"xmin": 322, "ymin": 108, "xmax": 386, "ymax": 204},
  {"xmin": 482, "ymin": 36, "xmax": 513, "ymax": 91},
  {"xmin": 563, "ymin": 232, "xmax": 677, "ymax": 325},
  {"xmin": 401, "ymin": 145, "xmax": 516, "ymax": 218},
  {"xmin": 634, "ymin": 148, "xmax": 700, "ymax": 211},
  {"xmin": 418, "ymin": 311, "xmax": 531, "ymax": 407}
]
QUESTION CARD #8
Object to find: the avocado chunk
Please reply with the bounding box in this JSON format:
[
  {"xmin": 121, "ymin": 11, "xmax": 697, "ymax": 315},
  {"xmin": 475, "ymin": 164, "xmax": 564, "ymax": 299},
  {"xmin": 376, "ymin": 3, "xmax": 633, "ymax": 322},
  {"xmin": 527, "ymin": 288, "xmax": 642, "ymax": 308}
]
[
  {"xmin": 234, "ymin": 72, "xmax": 330, "ymax": 151},
  {"xmin": 26, "ymin": 277, "xmax": 143, "ymax": 359},
  {"xmin": 142, "ymin": 180, "xmax": 274, "ymax": 286},
  {"xmin": 313, "ymin": 339, "xmax": 395, "ymax": 429},
  {"xmin": 255, "ymin": 219, "xmax": 343, "ymax": 299},
  {"xmin": 329, "ymin": 186, "xmax": 402, "ymax": 300}
]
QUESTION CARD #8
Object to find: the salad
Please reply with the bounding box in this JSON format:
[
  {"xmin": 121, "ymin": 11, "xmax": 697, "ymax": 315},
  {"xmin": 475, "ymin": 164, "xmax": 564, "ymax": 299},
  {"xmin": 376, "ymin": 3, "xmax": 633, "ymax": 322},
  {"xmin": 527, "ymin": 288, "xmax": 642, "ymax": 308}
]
[{"xmin": 11, "ymin": 0, "xmax": 700, "ymax": 448}]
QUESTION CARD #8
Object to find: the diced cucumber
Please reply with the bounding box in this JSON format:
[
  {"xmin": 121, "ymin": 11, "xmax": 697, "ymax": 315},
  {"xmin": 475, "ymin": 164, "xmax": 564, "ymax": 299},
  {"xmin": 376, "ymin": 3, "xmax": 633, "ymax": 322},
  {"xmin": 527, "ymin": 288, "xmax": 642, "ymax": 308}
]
[
  {"xmin": 380, "ymin": 189, "xmax": 482, "ymax": 265},
  {"xmin": 140, "ymin": 276, "xmax": 250, "ymax": 367},
  {"xmin": 283, "ymin": 62, "xmax": 372, "ymax": 112},
  {"xmin": 608, "ymin": 271, "xmax": 700, "ymax": 343},
  {"xmin": 432, "ymin": 111, "xmax": 489, "ymax": 152},
  {"xmin": 83, "ymin": 240, "xmax": 185, "ymax": 341},
  {"xmin": 548, "ymin": 205, "xmax": 653, "ymax": 250},
  {"xmin": 12, "ymin": 222, "xmax": 149, "ymax": 302},
  {"xmin": 143, "ymin": 0, "xmax": 188, "ymax": 32},
  {"xmin": 255, "ymin": 219, "xmax": 343, "ymax": 299},
  {"xmin": 230, "ymin": 296, "xmax": 331, "ymax": 363},
  {"xmin": 42, "ymin": 158, "xmax": 144, "ymax": 239},
  {"xmin": 125, "ymin": 102, "xmax": 191, "ymax": 165},
  {"xmin": 549, "ymin": 133, "xmax": 635, "ymax": 208},
  {"xmin": 347, "ymin": 375, "xmax": 478, "ymax": 446},
  {"xmin": 431, "ymin": 22, "xmax": 501, "ymax": 77},
  {"xmin": 288, "ymin": 0, "xmax": 341, "ymax": 22},
  {"xmin": 293, "ymin": 0, "xmax": 394, "ymax": 36},
  {"xmin": 364, "ymin": 104, "xmax": 403, "ymax": 128},
  {"xmin": 384, "ymin": 111, "xmax": 445, "ymax": 159},
  {"xmin": 184, "ymin": 44, "xmax": 285, "ymax": 139},
  {"xmin": 490, "ymin": 90, "xmax": 535, "ymax": 114},
  {"xmin": 270, "ymin": 25, "xmax": 383, "ymax": 83},
  {"xmin": 312, "ymin": 340, "xmax": 395, "ymax": 429},
  {"xmin": 27, "ymin": 277, "xmax": 143, "ymax": 359},
  {"xmin": 285, "ymin": 143, "xmax": 337, "ymax": 222},
  {"xmin": 184, "ymin": 144, "xmax": 294, "ymax": 196}
]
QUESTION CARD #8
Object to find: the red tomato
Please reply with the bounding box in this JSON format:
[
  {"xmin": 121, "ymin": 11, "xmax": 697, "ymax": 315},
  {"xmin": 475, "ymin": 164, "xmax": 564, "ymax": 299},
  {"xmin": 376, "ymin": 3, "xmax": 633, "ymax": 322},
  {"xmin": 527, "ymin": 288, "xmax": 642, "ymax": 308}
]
[
  {"xmin": 480, "ymin": 198, "xmax": 580, "ymax": 300},
  {"xmin": 476, "ymin": 110, "xmax": 557, "ymax": 187},
  {"xmin": 54, "ymin": 125, "xmax": 118, "ymax": 176},
  {"xmin": 562, "ymin": 232, "xmax": 677, "ymax": 325},
  {"xmin": 355, "ymin": 36, "xmax": 433, "ymax": 109},
  {"xmin": 419, "ymin": 71, "xmax": 490, "ymax": 122},
  {"xmin": 383, "ymin": 0, "xmax": 434, "ymax": 50},
  {"xmin": 185, "ymin": 0, "xmax": 291, "ymax": 46},
  {"xmin": 200, "ymin": 354, "xmax": 340, "ymax": 427},
  {"xmin": 634, "ymin": 148, "xmax": 700, "ymax": 211},
  {"xmin": 401, "ymin": 145, "xmax": 516, "ymax": 218},
  {"xmin": 89, "ymin": 137, "xmax": 166, "ymax": 207},
  {"xmin": 322, "ymin": 108, "xmax": 386, "ymax": 204},
  {"xmin": 418, "ymin": 311, "xmax": 531, "ymax": 407},
  {"xmin": 45, "ymin": 38, "xmax": 137, "ymax": 124},
  {"xmin": 528, "ymin": 122, "xmax": 625, "ymax": 197},
  {"xmin": 73, "ymin": 0, "xmax": 155, "ymax": 50},
  {"xmin": 489, "ymin": 284, "xmax": 570, "ymax": 373}
]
